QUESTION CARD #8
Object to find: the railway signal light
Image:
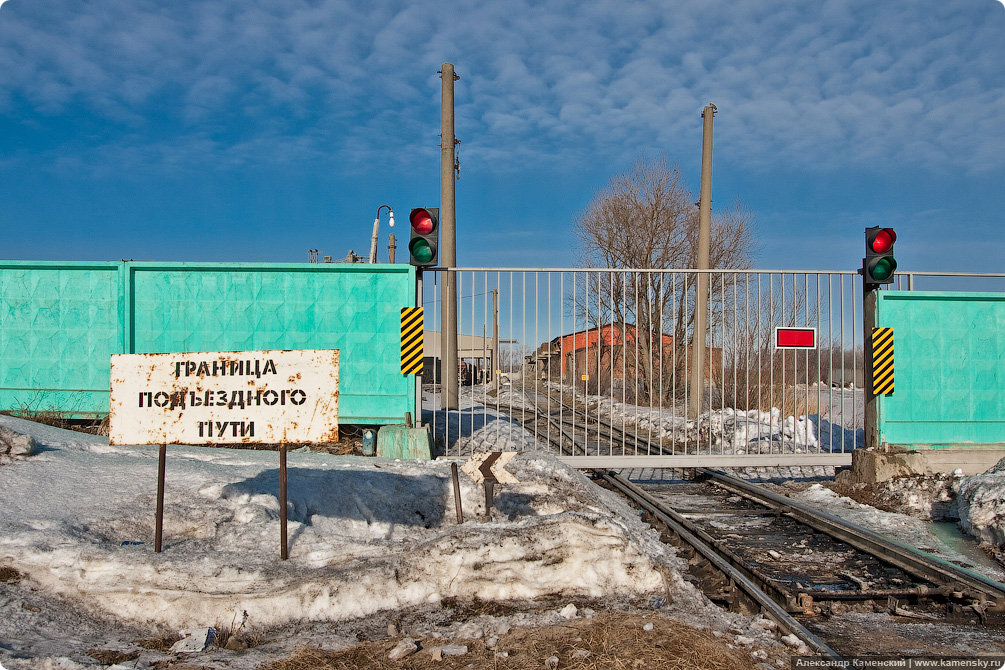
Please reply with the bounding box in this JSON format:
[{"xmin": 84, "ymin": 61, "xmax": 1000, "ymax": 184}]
[
  {"xmin": 408, "ymin": 207, "xmax": 439, "ymax": 267},
  {"xmin": 864, "ymin": 227, "xmax": 897, "ymax": 285}
]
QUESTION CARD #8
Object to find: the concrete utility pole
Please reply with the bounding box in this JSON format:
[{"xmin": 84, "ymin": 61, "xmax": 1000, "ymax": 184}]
[
  {"xmin": 689, "ymin": 103, "xmax": 716, "ymax": 419},
  {"xmin": 440, "ymin": 63, "xmax": 460, "ymax": 410}
]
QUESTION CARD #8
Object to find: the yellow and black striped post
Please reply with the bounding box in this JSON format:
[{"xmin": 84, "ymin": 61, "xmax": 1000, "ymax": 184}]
[
  {"xmin": 871, "ymin": 327, "xmax": 894, "ymax": 395},
  {"xmin": 400, "ymin": 307, "xmax": 424, "ymax": 375}
]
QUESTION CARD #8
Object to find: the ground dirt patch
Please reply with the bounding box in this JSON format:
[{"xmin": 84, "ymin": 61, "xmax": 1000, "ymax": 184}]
[
  {"xmin": 0, "ymin": 565, "xmax": 21, "ymax": 582},
  {"xmin": 261, "ymin": 612, "xmax": 760, "ymax": 670}
]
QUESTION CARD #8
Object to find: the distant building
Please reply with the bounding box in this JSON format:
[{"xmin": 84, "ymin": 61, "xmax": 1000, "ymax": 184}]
[{"xmin": 529, "ymin": 322, "xmax": 720, "ymax": 384}]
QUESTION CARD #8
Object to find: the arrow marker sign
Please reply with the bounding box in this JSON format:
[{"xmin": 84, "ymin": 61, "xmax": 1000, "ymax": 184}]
[{"xmin": 461, "ymin": 452, "xmax": 519, "ymax": 484}]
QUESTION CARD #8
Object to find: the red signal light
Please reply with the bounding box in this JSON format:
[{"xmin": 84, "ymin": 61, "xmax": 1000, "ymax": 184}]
[
  {"xmin": 410, "ymin": 209, "xmax": 434, "ymax": 235},
  {"xmin": 864, "ymin": 226, "xmax": 897, "ymax": 285},
  {"xmin": 408, "ymin": 207, "xmax": 439, "ymax": 267},
  {"xmin": 870, "ymin": 228, "xmax": 896, "ymax": 254}
]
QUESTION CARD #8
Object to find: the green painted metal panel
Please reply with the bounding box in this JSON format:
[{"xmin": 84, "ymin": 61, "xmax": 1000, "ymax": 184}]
[
  {"xmin": 1, "ymin": 260, "xmax": 417, "ymax": 425},
  {"xmin": 0, "ymin": 262, "xmax": 123, "ymax": 416},
  {"xmin": 877, "ymin": 291, "xmax": 1005, "ymax": 448}
]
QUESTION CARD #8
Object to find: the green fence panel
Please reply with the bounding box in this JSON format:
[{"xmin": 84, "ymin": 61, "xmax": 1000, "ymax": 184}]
[
  {"xmin": 0, "ymin": 261, "xmax": 123, "ymax": 416},
  {"xmin": 1, "ymin": 260, "xmax": 417, "ymax": 425},
  {"xmin": 877, "ymin": 291, "xmax": 1005, "ymax": 448}
]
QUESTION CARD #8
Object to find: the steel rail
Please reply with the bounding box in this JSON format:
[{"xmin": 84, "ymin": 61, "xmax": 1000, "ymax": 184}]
[
  {"xmin": 597, "ymin": 471, "xmax": 844, "ymax": 660},
  {"xmin": 700, "ymin": 468, "xmax": 1005, "ymax": 607}
]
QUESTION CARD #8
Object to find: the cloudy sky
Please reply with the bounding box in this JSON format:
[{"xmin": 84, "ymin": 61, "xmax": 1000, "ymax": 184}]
[{"xmin": 1, "ymin": 0, "xmax": 1003, "ymax": 273}]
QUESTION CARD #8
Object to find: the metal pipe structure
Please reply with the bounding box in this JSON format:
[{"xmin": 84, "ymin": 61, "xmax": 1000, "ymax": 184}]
[{"xmin": 369, "ymin": 205, "xmax": 394, "ymax": 265}]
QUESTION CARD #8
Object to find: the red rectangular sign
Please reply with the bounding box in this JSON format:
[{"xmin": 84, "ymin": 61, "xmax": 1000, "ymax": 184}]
[{"xmin": 775, "ymin": 327, "xmax": 816, "ymax": 349}]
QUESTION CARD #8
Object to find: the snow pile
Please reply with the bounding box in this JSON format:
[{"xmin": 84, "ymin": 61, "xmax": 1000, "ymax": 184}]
[
  {"xmin": 427, "ymin": 388, "xmax": 550, "ymax": 454},
  {"xmin": 790, "ymin": 484, "xmax": 956, "ymax": 554},
  {"xmin": 0, "ymin": 414, "xmax": 690, "ymax": 632},
  {"xmin": 957, "ymin": 458, "xmax": 1005, "ymax": 548},
  {"xmin": 538, "ymin": 382, "xmax": 861, "ymax": 454}
]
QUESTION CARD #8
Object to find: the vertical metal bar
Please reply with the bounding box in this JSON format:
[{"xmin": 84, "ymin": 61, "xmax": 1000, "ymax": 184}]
[
  {"xmin": 458, "ymin": 271, "xmax": 466, "ymax": 436},
  {"xmin": 658, "ymin": 272, "xmax": 665, "ymax": 454},
  {"xmin": 509, "ymin": 272, "xmax": 515, "ymax": 445},
  {"xmin": 682, "ymin": 272, "xmax": 689, "ymax": 431},
  {"xmin": 851, "ymin": 274, "xmax": 858, "ymax": 448},
  {"xmin": 710, "ymin": 271, "xmax": 717, "ymax": 454},
  {"xmin": 732, "ymin": 272, "xmax": 737, "ymax": 418},
  {"xmin": 451, "ymin": 462, "xmax": 463, "ymax": 524},
  {"xmin": 839, "ymin": 275, "xmax": 846, "ymax": 447},
  {"xmin": 522, "ymin": 273, "xmax": 530, "ymax": 435},
  {"xmin": 814, "ymin": 274, "xmax": 821, "ymax": 453},
  {"xmin": 780, "ymin": 273, "xmax": 786, "ymax": 454},
  {"xmin": 827, "ymin": 274, "xmax": 834, "ymax": 452},
  {"xmin": 416, "ymin": 272, "xmax": 424, "ymax": 429},
  {"xmin": 745, "ymin": 272, "xmax": 752, "ymax": 448},
  {"xmin": 547, "ymin": 272, "xmax": 552, "ymax": 451},
  {"xmin": 582, "ymin": 269, "xmax": 586, "ymax": 454},
  {"xmin": 767, "ymin": 273, "xmax": 775, "ymax": 456},
  {"xmin": 600, "ymin": 270, "xmax": 606, "ymax": 454},
  {"xmin": 671, "ymin": 273, "xmax": 678, "ymax": 452},
  {"xmin": 534, "ymin": 272, "xmax": 539, "ymax": 445},
  {"xmin": 279, "ymin": 444, "xmax": 288, "ymax": 560},
  {"xmin": 155, "ymin": 443, "xmax": 166, "ymax": 553},
  {"xmin": 804, "ymin": 272, "xmax": 810, "ymax": 453},
  {"xmin": 631, "ymin": 270, "xmax": 637, "ymax": 455},
  {"xmin": 483, "ymin": 272, "xmax": 488, "ymax": 432},
  {"xmin": 570, "ymin": 272, "xmax": 576, "ymax": 454}
]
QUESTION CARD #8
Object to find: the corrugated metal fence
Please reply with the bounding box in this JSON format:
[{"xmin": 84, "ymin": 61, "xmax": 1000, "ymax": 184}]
[{"xmin": 0, "ymin": 260, "xmax": 416, "ymax": 425}]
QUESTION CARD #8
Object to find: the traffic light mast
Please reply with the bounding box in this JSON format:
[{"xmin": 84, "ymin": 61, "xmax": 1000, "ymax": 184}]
[{"xmin": 862, "ymin": 226, "xmax": 897, "ymax": 450}]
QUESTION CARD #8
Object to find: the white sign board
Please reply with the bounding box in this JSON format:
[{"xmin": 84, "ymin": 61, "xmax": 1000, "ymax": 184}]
[{"xmin": 109, "ymin": 349, "xmax": 339, "ymax": 446}]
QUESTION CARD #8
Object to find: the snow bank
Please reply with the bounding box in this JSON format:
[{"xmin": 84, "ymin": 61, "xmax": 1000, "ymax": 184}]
[
  {"xmin": 958, "ymin": 458, "xmax": 1005, "ymax": 548},
  {"xmin": 0, "ymin": 414, "xmax": 688, "ymax": 631},
  {"xmin": 789, "ymin": 484, "xmax": 948, "ymax": 549},
  {"xmin": 535, "ymin": 383, "xmax": 862, "ymax": 454}
]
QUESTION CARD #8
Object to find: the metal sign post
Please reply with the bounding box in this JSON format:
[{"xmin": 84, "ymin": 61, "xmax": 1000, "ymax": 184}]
[
  {"xmin": 155, "ymin": 443, "xmax": 166, "ymax": 553},
  {"xmin": 279, "ymin": 444, "xmax": 288, "ymax": 560},
  {"xmin": 461, "ymin": 452, "xmax": 519, "ymax": 521}
]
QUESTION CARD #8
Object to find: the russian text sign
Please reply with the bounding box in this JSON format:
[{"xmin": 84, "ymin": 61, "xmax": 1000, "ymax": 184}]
[{"xmin": 109, "ymin": 349, "xmax": 339, "ymax": 445}]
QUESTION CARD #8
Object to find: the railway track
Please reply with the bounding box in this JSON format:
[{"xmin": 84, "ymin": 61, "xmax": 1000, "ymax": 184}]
[{"xmin": 495, "ymin": 389, "xmax": 1005, "ymax": 659}]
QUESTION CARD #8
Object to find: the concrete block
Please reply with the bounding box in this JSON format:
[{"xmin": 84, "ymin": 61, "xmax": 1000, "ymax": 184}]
[
  {"xmin": 839, "ymin": 447, "xmax": 1005, "ymax": 484},
  {"xmin": 376, "ymin": 424, "xmax": 432, "ymax": 460}
]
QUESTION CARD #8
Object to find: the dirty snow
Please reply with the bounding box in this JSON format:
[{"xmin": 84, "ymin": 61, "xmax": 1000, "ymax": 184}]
[
  {"xmin": 789, "ymin": 483, "xmax": 1005, "ymax": 581},
  {"xmin": 0, "ymin": 413, "xmax": 717, "ymax": 667},
  {"xmin": 957, "ymin": 458, "xmax": 1005, "ymax": 550},
  {"xmin": 428, "ymin": 381, "xmax": 863, "ymax": 457}
]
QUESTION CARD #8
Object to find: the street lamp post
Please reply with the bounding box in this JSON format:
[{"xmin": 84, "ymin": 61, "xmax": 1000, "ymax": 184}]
[{"xmin": 369, "ymin": 205, "xmax": 394, "ymax": 264}]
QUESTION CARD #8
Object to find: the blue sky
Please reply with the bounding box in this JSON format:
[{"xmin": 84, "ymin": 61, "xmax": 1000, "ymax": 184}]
[{"xmin": 1, "ymin": 0, "xmax": 1003, "ymax": 274}]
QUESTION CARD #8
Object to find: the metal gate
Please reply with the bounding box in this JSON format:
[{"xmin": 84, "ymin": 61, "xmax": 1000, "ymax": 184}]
[{"xmin": 421, "ymin": 268, "xmax": 864, "ymax": 468}]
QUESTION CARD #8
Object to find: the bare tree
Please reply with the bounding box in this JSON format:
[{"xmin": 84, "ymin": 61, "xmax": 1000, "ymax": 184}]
[{"xmin": 571, "ymin": 154, "xmax": 758, "ymax": 402}]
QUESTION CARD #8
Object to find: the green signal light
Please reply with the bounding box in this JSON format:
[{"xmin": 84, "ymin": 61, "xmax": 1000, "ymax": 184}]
[
  {"xmin": 870, "ymin": 257, "xmax": 897, "ymax": 281},
  {"xmin": 410, "ymin": 239, "xmax": 434, "ymax": 264}
]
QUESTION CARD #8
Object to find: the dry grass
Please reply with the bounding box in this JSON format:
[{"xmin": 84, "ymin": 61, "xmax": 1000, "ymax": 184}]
[
  {"xmin": 88, "ymin": 649, "xmax": 140, "ymax": 665},
  {"xmin": 136, "ymin": 634, "xmax": 180, "ymax": 651},
  {"xmin": 261, "ymin": 612, "xmax": 759, "ymax": 670}
]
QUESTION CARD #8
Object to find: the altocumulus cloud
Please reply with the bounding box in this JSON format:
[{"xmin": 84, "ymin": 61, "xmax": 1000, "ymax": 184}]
[{"xmin": 0, "ymin": 0, "xmax": 1002, "ymax": 175}]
